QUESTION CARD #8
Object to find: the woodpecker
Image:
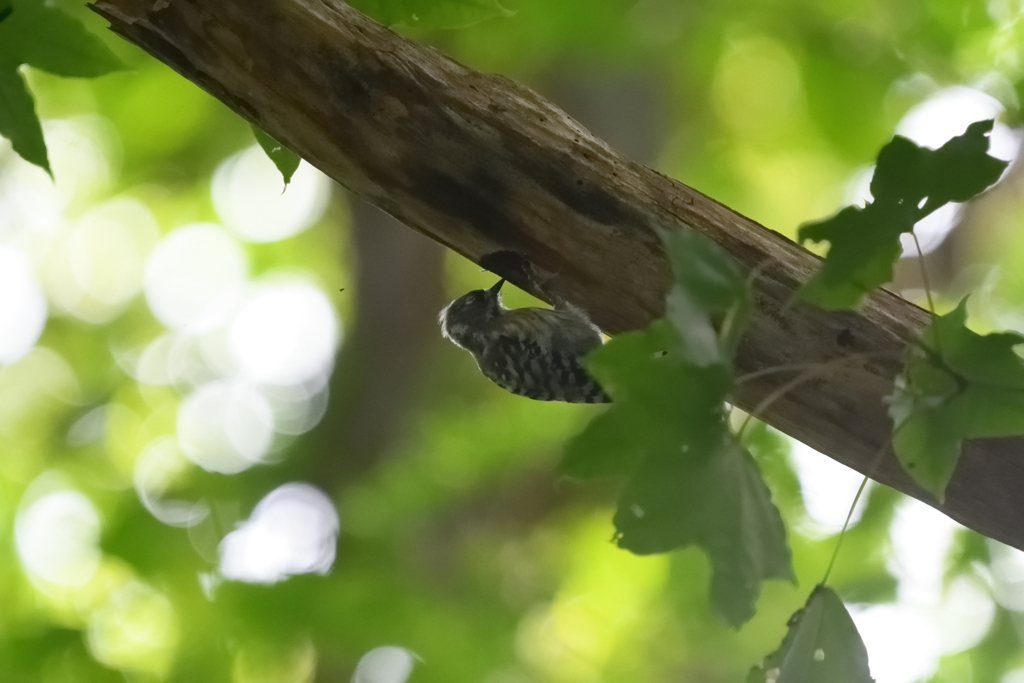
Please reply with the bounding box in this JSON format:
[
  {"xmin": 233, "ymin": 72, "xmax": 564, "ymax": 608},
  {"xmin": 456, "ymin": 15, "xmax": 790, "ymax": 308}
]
[{"xmin": 440, "ymin": 279, "xmax": 610, "ymax": 403}]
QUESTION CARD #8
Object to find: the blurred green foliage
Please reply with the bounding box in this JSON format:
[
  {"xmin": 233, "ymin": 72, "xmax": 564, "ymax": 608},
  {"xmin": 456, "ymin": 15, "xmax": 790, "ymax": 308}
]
[{"xmin": 1, "ymin": 0, "xmax": 1024, "ymax": 682}]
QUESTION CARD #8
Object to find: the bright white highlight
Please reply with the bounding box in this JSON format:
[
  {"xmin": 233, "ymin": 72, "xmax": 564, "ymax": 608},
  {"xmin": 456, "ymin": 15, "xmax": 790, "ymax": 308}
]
[
  {"xmin": 0, "ymin": 149, "xmax": 66, "ymax": 232},
  {"xmin": 42, "ymin": 117, "xmax": 117, "ymax": 208},
  {"xmin": 134, "ymin": 436, "xmax": 209, "ymax": 527},
  {"xmin": 230, "ymin": 279, "xmax": 339, "ymax": 385},
  {"xmin": 932, "ymin": 575, "xmax": 995, "ymax": 655},
  {"xmin": 177, "ymin": 381, "xmax": 274, "ymax": 473},
  {"xmin": 851, "ymin": 500, "xmax": 994, "ymax": 683},
  {"xmin": 261, "ymin": 381, "xmax": 331, "ymax": 436},
  {"xmin": 0, "ymin": 247, "xmax": 46, "ymax": 364},
  {"xmin": 989, "ymin": 542, "xmax": 1024, "ymax": 611},
  {"xmin": 212, "ymin": 145, "xmax": 330, "ymax": 243},
  {"xmin": 889, "ymin": 499, "xmax": 959, "ymax": 603},
  {"xmin": 219, "ymin": 483, "xmax": 339, "ymax": 584},
  {"xmin": 849, "ymin": 603, "xmax": 938, "ymax": 683},
  {"xmin": 789, "ymin": 440, "xmax": 871, "ymax": 534},
  {"xmin": 351, "ymin": 646, "xmax": 417, "ymax": 683},
  {"xmin": 896, "ymin": 86, "xmax": 1016, "ymax": 161},
  {"xmin": 15, "ymin": 486, "xmax": 101, "ymax": 587},
  {"xmin": 144, "ymin": 223, "xmax": 247, "ymax": 332},
  {"xmin": 47, "ymin": 198, "xmax": 158, "ymax": 323}
]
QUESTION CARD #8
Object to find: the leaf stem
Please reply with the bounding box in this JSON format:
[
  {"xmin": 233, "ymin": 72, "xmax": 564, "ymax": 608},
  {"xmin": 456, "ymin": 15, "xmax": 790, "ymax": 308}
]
[
  {"xmin": 735, "ymin": 352, "xmax": 887, "ymax": 439},
  {"xmin": 735, "ymin": 351, "xmax": 899, "ymax": 386},
  {"xmin": 821, "ymin": 474, "xmax": 869, "ymax": 586},
  {"xmin": 911, "ymin": 232, "xmax": 938, "ymax": 316},
  {"xmin": 911, "ymin": 232, "xmax": 944, "ymax": 359},
  {"xmin": 821, "ymin": 433, "xmax": 897, "ymax": 586}
]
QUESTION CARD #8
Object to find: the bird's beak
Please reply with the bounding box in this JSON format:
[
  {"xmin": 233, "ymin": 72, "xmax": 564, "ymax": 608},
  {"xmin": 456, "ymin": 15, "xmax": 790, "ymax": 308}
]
[{"xmin": 489, "ymin": 278, "xmax": 506, "ymax": 295}]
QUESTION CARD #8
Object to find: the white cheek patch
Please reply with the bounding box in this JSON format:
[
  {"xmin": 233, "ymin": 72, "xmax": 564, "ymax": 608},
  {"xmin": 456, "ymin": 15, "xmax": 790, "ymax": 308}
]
[
  {"xmin": 437, "ymin": 302, "xmax": 454, "ymax": 326},
  {"xmin": 446, "ymin": 323, "xmax": 469, "ymax": 341}
]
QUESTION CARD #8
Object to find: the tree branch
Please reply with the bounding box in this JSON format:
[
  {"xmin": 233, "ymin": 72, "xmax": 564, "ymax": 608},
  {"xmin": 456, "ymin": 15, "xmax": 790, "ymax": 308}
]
[{"xmin": 90, "ymin": 0, "xmax": 1024, "ymax": 550}]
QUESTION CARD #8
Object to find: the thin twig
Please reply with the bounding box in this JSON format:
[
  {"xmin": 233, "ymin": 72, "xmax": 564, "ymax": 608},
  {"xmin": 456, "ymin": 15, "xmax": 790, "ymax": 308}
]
[
  {"xmin": 736, "ymin": 351, "xmax": 884, "ymax": 439},
  {"xmin": 911, "ymin": 231, "xmax": 943, "ymax": 358},
  {"xmin": 735, "ymin": 351, "xmax": 899, "ymax": 386},
  {"xmin": 820, "ymin": 434, "xmax": 896, "ymax": 586}
]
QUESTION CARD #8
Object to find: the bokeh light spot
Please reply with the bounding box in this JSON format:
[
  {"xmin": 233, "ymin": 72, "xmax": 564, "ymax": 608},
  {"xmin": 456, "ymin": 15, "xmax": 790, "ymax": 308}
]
[
  {"xmin": 177, "ymin": 380, "xmax": 274, "ymax": 473},
  {"xmin": 46, "ymin": 198, "xmax": 158, "ymax": 323},
  {"xmin": 849, "ymin": 603, "xmax": 938, "ymax": 683},
  {"xmin": 230, "ymin": 279, "xmax": 339, "ymax": 386},
  {"xmin": 990, "ymin": 541, "xmax": 1024, "ymax": 611},
  {"xmin": 896, "ymin": 86, "xmax": 1017, "ymax": 161},
  {"xmin": 219, "ymin": 483, "xmax": 339, "ymax": 584},
  {"xmin": 351, "ymin": 646, "xmax": 417, "ymax": 683},
  {"xmin": 16, "ymin": 483, "xmax": 101, "ymax": 588},
  {"xmin": 789, "ymin": 440, "xmax": 871, "ymax": 534},
  {"xmin": 213, "ymin": 144, "xmax": 330, "ymax": 243},
  {"xmin": 260, "ymin": 381, "xmax": 331, "ymax": 436},
  {"xmin": 86, "ymin": 581, "xmax": 179, "ymax": 677},
  {"xmin": 134, "ymin": 436, "xmax": 209, "ymax": 527},
  {"xmin": 0, "ymin": 247, "xmax": 46, "ymax": 364},
  {"xmin": 144, "ymin": 223, "xmax": 247, "ymax": 332}
]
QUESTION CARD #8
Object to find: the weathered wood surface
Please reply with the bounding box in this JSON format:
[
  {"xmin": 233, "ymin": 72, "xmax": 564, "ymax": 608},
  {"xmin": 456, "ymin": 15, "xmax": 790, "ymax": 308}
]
[{"xmin": 91, "ymin": 0, "xmax": 1024, "ymax": 549}]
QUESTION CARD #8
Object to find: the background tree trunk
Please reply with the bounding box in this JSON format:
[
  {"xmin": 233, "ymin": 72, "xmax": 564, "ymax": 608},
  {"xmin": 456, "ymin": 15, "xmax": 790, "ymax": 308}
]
[{"xmin": 91, "ymin": 0, "xmax": 1024, "ymax": 551}]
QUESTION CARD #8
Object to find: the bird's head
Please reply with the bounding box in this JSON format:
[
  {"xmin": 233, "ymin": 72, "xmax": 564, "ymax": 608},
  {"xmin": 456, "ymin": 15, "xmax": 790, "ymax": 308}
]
[{"xmin": 439, "ymin": 278, "xmax": 506, "ymax": 349}]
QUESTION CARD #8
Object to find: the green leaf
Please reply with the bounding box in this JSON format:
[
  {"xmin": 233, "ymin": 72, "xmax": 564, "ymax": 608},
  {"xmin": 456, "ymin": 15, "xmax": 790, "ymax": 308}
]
[
  {"xmin": 0, "ymin": 65, "xmax": 49, "ymax": 174},
  {"xmin": 749, "ymin": 585, "xmax": 874, "ymax": 683},
  {"xmin": 889, "ymin": 298, "xmax": 1024, "ymax": 500},
  {"xmin": 563, "ymin": 321, "xmax": 792, "ymax": 627},
  {"xmin": 0, "ymin": 0, "xmax": 123, "ymax": 76},
  {"xmin": 797, "ymin": 204, "xmax": 906, "ymax": 309},
  {"xmin": 349, "ymin": 0, "xmax": 513, "ymax": 29},
  {"xmin": 664, "ymin": 230, "xmax": 750, "ymax": 365},
  {"xmin": 562, "ymin": 322, "xmax": 729, "ymax": 480},
  {"xmin": 868, "ymin": 134, "xmax": 927, "ymax": 207},
  {"xmin": 799, "ymin": 121, "xmax": 1007, "ymax": 310},
  {"xmin": 614, "ymin": 431, "xmax": 794, "ymax": 626},
  {"xmin": 927, "ymin": 120, "xmax": 1010, "ymax": 207},
  {"xmin": 253, "ymin": 126, "xmax": 302, "ymax": 188},
  {"xmin": 0, "ymin": 0, "xmax": 123, "ymax": 173},
  {"xmin": 870, "ymin": 121, "xmax": 1008, "ymax": 214}
]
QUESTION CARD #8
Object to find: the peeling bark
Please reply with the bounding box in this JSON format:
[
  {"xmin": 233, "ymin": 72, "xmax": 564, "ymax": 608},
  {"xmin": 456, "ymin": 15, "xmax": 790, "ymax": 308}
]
[{"xmin": 91, "ymin": 0, "xmax": 1024, "ymax": 550}]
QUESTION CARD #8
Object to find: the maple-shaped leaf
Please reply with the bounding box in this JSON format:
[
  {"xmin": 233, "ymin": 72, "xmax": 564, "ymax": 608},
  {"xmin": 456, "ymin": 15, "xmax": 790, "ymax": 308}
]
[
  {"xmin": 613, "ymin": 427, "xmax": 794, "ymax": 626},
  {"xmin": 563, "ymin": 322, "xmax": 792, "ymax": 627},
  {"xmin": 797, "ymin": 204, "xmax": 907, "ymax": 310},
  {"xmin": 799, "ymin": 121, "xmax": 1007, "ymax": 309},
  {"xmin": 889, "ymin": 298, "xmax": 1024, "ymax": 500},
  {"xmin": 749, "ymin": 585, "xmax": 873, "ymax": 683},
  {"xmin": 562, "ymin": 322, "xmax": 731, "ymax": 480},
  {"xmin": 563, "ymin": 231, "xmax": 788, "ymax": 627}
]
